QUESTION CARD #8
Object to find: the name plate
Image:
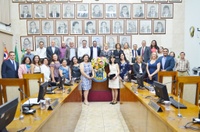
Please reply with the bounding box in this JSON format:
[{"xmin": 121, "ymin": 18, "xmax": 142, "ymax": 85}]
[
  {"xmin": 48, "ymin": 99, "xmax": 59, "ymax": 110},
  {"xmin": 148, "ymin": 100, "xmax": 163, "ymax": 112}
]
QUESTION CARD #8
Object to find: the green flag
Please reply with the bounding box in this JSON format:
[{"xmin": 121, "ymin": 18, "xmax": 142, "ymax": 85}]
[
  {"xmin": 21, "ymin": 48, "xmax": 25, "ymax": 61},
  {"xmin": 15, "ymin": 45, "xmax": 19, "ymax": 62}
]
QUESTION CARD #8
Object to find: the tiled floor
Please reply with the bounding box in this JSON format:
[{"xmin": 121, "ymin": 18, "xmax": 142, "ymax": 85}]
[{"xmin": 74, "ymin": 102, "xmax": 130, "ymax": 132}]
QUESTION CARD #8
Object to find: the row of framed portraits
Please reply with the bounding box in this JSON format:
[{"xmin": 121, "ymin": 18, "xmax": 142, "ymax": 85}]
[
  {"xmin": 26, "ymin": 19, "xmax": 166, "ymax": 35},
  {"xmin": 18, "ymin": 3, "xmax": 174, "ymax": 19},
  {"xmin": 20, "ymin": 35, "xmax": 133, "ymax": 51}
]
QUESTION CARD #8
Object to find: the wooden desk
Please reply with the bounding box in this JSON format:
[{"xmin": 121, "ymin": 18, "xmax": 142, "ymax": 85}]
[
  {"xmin": 7, "ymin": 83, "xmax": 82, "ymax": 132},
  {"xmin": 120, "ymin": 82, "xmax": 200, "ymax": 132}
]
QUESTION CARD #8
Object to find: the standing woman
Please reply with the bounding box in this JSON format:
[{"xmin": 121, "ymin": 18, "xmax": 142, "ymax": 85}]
[
  {"xmin": 71, "ymin": 56, "xmax": 81, "ymax": 79},
  {"xmin": 100, "ymin": 43, "xmax": 112, "ymax": 60},
  {"xmin": 80, "ymin": 54, "xmax": 94, "ymax": 105},
  {"xmin": 50, "ymin": 53, "xmax": 61, "ymax": 82},
  {"xmin": 30, "ymin": 55, "xmax": 41, "ymax": 73},
  {"xmin": 146, "ymin": 52, "xmax": 160, "ymax": 85},
  {"xmin": 18, "ymin": 57, "xmax": 32, "ymax": 78},
  {"xmin": 150, "ymin": 40, "xmax": 159, "ymax": 53},
  {"xmin": 123, "ymin": 42, "xmax": 132, "ymax": 63},
  {"xmin": 108, "ymin": 55, "xmax": 120, "ymax": 104},
  {"xmin": 119, "ymin": 53, "xmax": 131, "ymax": 81},
  {"xmin": 59, "ymin": 59, "xmax": 71, "ymax": 82},
  {"xmin": 40, "ymin": 58, "xmax": 51, "ymax": 82},
  {"xmin": 113, "ymin": 43, "xmax": 124, "ymax": 64}
]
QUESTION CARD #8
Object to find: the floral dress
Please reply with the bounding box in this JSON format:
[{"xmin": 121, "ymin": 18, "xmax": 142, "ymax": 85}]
[{"xmin": 81, "ymin": 62, "xmax": 92, "ymax": 90}]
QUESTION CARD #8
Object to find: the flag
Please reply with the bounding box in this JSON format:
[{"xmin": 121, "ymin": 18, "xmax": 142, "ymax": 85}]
[
  {"xmin": 15, "ymin": 45, "xmax": 19, "ymax": 62},
  {"xmin": 3, "ymin": 47, "xmax": 9, "ymax": 61},
  {"xmin": 21, "ymin": 48, "xmax": 25, "ymax": 60}
]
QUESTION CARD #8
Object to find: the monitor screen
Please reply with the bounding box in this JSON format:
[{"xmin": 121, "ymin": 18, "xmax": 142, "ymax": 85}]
[
  {"xmin": 136, "ymin": 74, "xmax": 144, "ymax": 88},
  {"xmin": 0, "ymin": 97, "xmax": 18, "ymax": 132},
  {"xmin": 58, "ymin": 76, "xmax": 65, "ymax": 89},
  {"xmin": 37, "ymin": 82, "xmax": 48, "ymax": 102},
  {"xmin": 153, "ymin": 81, "xmax": 170, "ymax": 103}
]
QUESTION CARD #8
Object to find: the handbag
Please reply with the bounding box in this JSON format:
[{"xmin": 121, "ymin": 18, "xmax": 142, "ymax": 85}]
[{"xmin": 109, "ymin": 74, "xmax": 116, "ymax": 80}]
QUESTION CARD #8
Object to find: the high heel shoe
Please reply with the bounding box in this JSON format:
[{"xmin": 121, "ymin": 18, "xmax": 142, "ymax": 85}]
[
  {"xmin": 112, "ymin": 101, "xmax": 117, "ymax": 105},
  {"xmin": 110, "ymin": 101, "xmax": 114, "ymax": 104},
  {"xmin": 84, "ymin": 101, "xmax": 89, "ymax": 106}
]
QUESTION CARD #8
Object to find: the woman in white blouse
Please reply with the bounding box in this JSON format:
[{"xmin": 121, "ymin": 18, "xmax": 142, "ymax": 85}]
[
  {"xmin": 123, "ymin": 42, "xmax": 132, "ymax": 64},
  {"xmin": 40, "ymin": 58, "xmax": 50, "ymax": 82},
  {"xmin": 30, "ymin": 55, "xmax": 41, "ymax": 73}
]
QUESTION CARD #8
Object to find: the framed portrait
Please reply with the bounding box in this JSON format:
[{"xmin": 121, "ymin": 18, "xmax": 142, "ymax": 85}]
[
  {"xmin": 42, "ymin": 20, "xmax": 54, "ymax": 35},
  {"xmin": 77, "ymin": 36, "xmax": 90, "ymax": 48},
  {"xmin": 49, "ymin": 36, "xmax": 62, "ymax": 48},
  {"xmin": 55, "ymin": 0, "xmax": 69, "ymax": 1},
  {"xmin": 76, "ymin": 3, "xmax": 89, "ymax": 19},
  {"xmin": 119, "ymin": 4, "xmax": 131, "ymax": 18},
  {"xmin": 105, "ymin": 36, "xmax": 118, "ymax": 50},
  {"xmin": 112, "ymin": 20, "xmax": 124, "ymax": 34},
  {"xmin": 63, "ymin": 36, "xmax": 76, "ymax": 48},
  {"xmin": 84, "ymin": 20, "xmax": 96, "ymax": 35},
  {"xmin": 119, "ymin": 36, "xmax": 132, "ymax": 48},
  {"xmin": 27, "ymin": 20, "xmax": 40, "ymax": 35},
  {"xmin": 160, "ymin": 4, "xmax": 173, "ymax": 19},
  {"xmin": 26, "ymin": 0, "xmax": 40, "ymax": 2},
  {"xmin": 153, "ymin": 20, "xmax": 166, "ymax": 34},
  {"xmin": 63, "ymin": 4, "xmax": 75, "ymax": 19},
  {"xmin": 146, "ymin": 4, "xmax": 159, "ymax": 19},
  {"xmin": 98, "ymin": 20, "xmax": 111, "ymax": 34},
  {"xmin": 19, "ymin": 4, "xmax": 32, "ymax": 19},
  {"xmin": 34, "ymin": 4, "xmax": 47, "ymax": 18},
  {"xmin": 35, "ymin": 36, "xmax": 48, "ymax": 49},
  {"xmin": 133, "ymin": 4, "xmax": 145, "ymax": 19},
  {"xmin": 141, "ymin": 0, "xmax": 154, "ymax": 2},
  {"xmin": 70, "ymin": 0, "xmax": 82, "ymax": 1},
  {"xmin": 169, "ymin": 0, "xmax": 182, "ymax": 3},
  {"xmin": 40, "ymin": 0, "xmax": 54, "ymax": 2},
  {"xmin": 70, "ymin": 20, "xmax": 82, "ymax": 34},
  {"xmin": 49, "ymin": 4, "xmax": 61, "ymax": 18},
  {"xmin": 20, "ymin": 36, "xmax": 34, "ymax": 51},
  {"xmin": 105, "ymin": 4, "xmax": 117, "ymax": 19},
  {"xmin": 91, "ymin": 4, "xmax": 104, "ymax": 19},
  {"xmin": 155, "ymin": 0, "xmax": 168, "ymax": 3},
  {"xmin": 56, "ymin": 20, "xmax": 68, "ymax": 34},
  {"xmin": 91, "ymin": 36, "xmax": 104, "ymax": 50},
  {"xmin": 139, "ymin": 20, "xmax": 152, "ymax": 34},
  {"xmin": 126, "ymin": 20, "xmax": 138, "ymax": 34},
  {"xmin": 12, "ymin": 0, "xmax": 26, "ymax": 3}
]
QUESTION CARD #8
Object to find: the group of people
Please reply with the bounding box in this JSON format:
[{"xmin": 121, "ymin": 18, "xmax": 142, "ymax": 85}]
[{"xmin": 1, "ymin": 39, "xmax": 190, "ymax": 105}]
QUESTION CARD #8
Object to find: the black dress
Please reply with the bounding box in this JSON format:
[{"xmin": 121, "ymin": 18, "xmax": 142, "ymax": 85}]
[
  {"xmin": 113, "ymin": 50, "xmax": 124, "ymax": 64},
  {"xmin": 71, "ymin": 65, "xmax": 81, "ymax": 79}
]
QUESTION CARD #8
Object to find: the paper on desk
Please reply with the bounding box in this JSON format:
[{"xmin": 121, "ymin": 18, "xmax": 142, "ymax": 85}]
[{"xmin": 23, "ymin": 98, "xmax": 39, "ymax": 105}]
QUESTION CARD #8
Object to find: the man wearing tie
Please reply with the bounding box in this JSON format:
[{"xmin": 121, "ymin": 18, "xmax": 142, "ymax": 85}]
[
  {"xmin": 132, "ymin": 44, "xmax": 139, "ymax": 63},
  {"xmin": 46, "ymin": 40, "xmax": 60, "ymax": 60},
  {"xmin": 138, "ymin": 40, "xmax": 151, "ymax": 63},
  {"xmin": 1, "ymin": 51, "xmax": 19, "ymax": 78}
]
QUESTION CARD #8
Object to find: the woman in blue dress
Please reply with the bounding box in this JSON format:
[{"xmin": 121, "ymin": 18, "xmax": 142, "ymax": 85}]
[
  {"xmin": 119, "ymin": 53, "xmax": 131, "ymax": 81},
  {"xmin": 146, "ymin": 52, "xmax": 160, "ymax": 85},
  {"xmin": 80, "ymin": 54, "xmax": 94, "ymax": 105},
  {"xmin": 59, "ymin": 59, "xmax": 71, "ymax": 82}
]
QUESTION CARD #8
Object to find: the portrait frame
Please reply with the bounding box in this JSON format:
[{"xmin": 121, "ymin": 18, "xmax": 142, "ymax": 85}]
[
  {"xmin": 35, "ymin": 36, "xmax": 48, "ymax": 49},
  {"xmin": 155, "ymin": 0, "xmax": 168, "ymax": 3},
  {"xmin": 98, "ymin": 20, "xmax": 111, "ymax": 35},
  {"xmin": 12, "ymin": 0, "xmax": 26, "ymax": 3},
  {"xmin": 19, "ymin": 4, "xmax": 33, "ymax": 19},
  {"xmin": 70, "ymin": 0, "xmax": 83, "ymax": 1},
  {"xmin": 169, "ymin": 0, "xmax": 182, "ymax": 3},
  {"xmin": 34, "ymin": 4, "xmax": 47, "ymax": 18},
  {"xmin": 91, "ymin": 3, "xmax": 104, "ymax": 19},
  {"xmin": 70, "ymin": 20, "xmax": 83, "ymax": 35},
  {"xmin": 20, "ymin": 36, "xmax": 34, "ymax": 51},
  {"xmin": 126, "ymin": 20, "xmax": 138, "ymax": 34},
  {"xmin": 119, "ymin": 35, "xmax": 132, "ymax": 49},
  {"xmin": 41, "ymin": 20, "xmax": 54, "ymax": 35},
  {"xmin": 40, "ymin": 0, "xmax": 54, "ymax": 2},
  {"xmin": 91, "ymin": 36, "xmax": 104, "ymax": 50},
  {"xmin": 139, "ymin": 20, "xmax": 152, "ymax": 34},
  {"xmin": 105, "ymin": 3, "xmax": 117, "ymax": 19},
  {"xmin": 153, "ymin": 19, "xmax": 166, "ymax": 34},
  {"xmin": 84, "ymin": 20, "xmax": 97, "ymax": 35},
  {"xmin": 77, "ymin": 36, "xmax": 90, "ymax": 48},
  {"xmin": 141, "ymin": 0, "xmax": 154, "ymax": 2},
  {"xmin": 112, "ymin": 20, "xmax": 124, "ymax": 34},
  {"xmin": 27, "ymin": 20, "xmax": 40, "ymax": 35},
  {"xmin": 119, "ymin": 3, "xmax": 131, "ymax": 19},
  {"xmin": 63, "ymin": 36, "xmax": 76, "ymax": 48},
  {"xmin": 26, "ymin": 0, "xmax": 40, "ymax": 2},
  {"xmin": 133, "ymin": 4, "xmax": 145, "ymax": 19},
  {"xmin": 62, "ymin": 3, "xmax": 75, "ymax": 19},
  {"xmin": 160, "ymin": 4, "xmax": 173, "ymax": 19},
  {"xmin": 76, "ymin": 3, "xmax": 89, "ymax": 19},
  {"xmin": 105, "ymin": 35, "xmax": 118, "ymax": 50},
  {"xmin": 49, "ymin": 36, "xmax": 62, "ymax": 48},
  {"xmin": 48, "ymin": 3, "xmax": 61, "ymax": 19},
  {"xmin": 56, "ymin": 20, "xmax": 68, "ymax": 35},
  {"xmin": 146, "ymin": 4, "xmax": 159, "ymax": 19}
]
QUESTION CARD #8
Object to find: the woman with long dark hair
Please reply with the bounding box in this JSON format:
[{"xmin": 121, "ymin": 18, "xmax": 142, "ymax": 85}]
[{"xmin": 150, "ymin": 40, "xmax": 159, "ymax": 53}]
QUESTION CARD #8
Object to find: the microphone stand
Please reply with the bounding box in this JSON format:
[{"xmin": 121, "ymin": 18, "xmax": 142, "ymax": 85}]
[
  {"xmin": 19, "ymin": 97, "xmax": 24, "ymax": 120},
  {"xmin": 177, "ymin": 89, "xmax": 182, "ymax": 118}
]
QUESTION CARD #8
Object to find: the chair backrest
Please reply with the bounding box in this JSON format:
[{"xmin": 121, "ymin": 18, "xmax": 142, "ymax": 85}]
[
  {"xmin": 0, "ymin": 79, "xmax": 27, "ymax": 105},
  {"xmin": 22, "ymin": 74, "xmax": 44, "ymax": 97},
  {"xmin": 176, "ymin": 76, "xmax": 200, "ymax": 106},
  {"xmin": 158, "ymin": 71, "xmax": 178, "ymax": 95}
]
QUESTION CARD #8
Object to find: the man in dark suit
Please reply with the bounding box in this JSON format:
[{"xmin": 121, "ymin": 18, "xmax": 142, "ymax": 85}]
[
  {"xmin": 46, "ymin": 40, "xmax": 60, "ymax": 60},
  {"xmin": 90, "ymin": 41, "xmax": 101, "ymax": 60},
  {"xmin": 66, "ymin": 42, "xmax": 78, "ymax": 62},
  {"xmin": 1, "ymin": 51, "xmax": 19, "ymax": 78},
  {"xmin": 138, "ymin": 40, "xmax": 151, "ymax": 63},
  {"xmin": 21, "ymin": 5, "xmax": 32, "ymax": 18},
  {"xmin": 132, "ymin": 44, "xmax": 139, "ymax": 63},
  {"xmin": 158, "ymin": 48, "xmax": 175, "ymax": 71},
  {"xmin": 49, "ymin": 5, "xmax": 60, "ymax": 18}
]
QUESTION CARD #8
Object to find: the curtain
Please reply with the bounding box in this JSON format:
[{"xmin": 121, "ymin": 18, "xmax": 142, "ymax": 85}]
[{"xmin": 0, "ymin": 0, "xmax": 10, "ymax": 24}]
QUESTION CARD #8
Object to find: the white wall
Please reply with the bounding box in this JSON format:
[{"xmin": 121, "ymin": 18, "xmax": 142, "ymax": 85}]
[{"xmin": 184, "ymin": 0, "xmax": 200, "ymax": 74}]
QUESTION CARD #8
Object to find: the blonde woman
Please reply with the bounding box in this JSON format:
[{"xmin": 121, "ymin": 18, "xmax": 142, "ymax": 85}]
[
  {"xmin": 123, "ymin": 42, "xmax": 132, "ymax": 64},
  {"xmin": 100, "ymin": 43, "xmax": 112, "ymax": 59},
  {"xmin": 146, "ymin": 52, "xmax": 160, "ymax": 85}
]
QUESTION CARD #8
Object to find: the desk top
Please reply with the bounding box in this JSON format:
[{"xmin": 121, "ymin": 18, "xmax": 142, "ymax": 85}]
[
  {"xmin": 7, "ymin": 83, "xmax": 80, "ymax": 132},
  {"xmin": 122, "ymin": 82, "xmax": 200, "ymax": 132}
]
